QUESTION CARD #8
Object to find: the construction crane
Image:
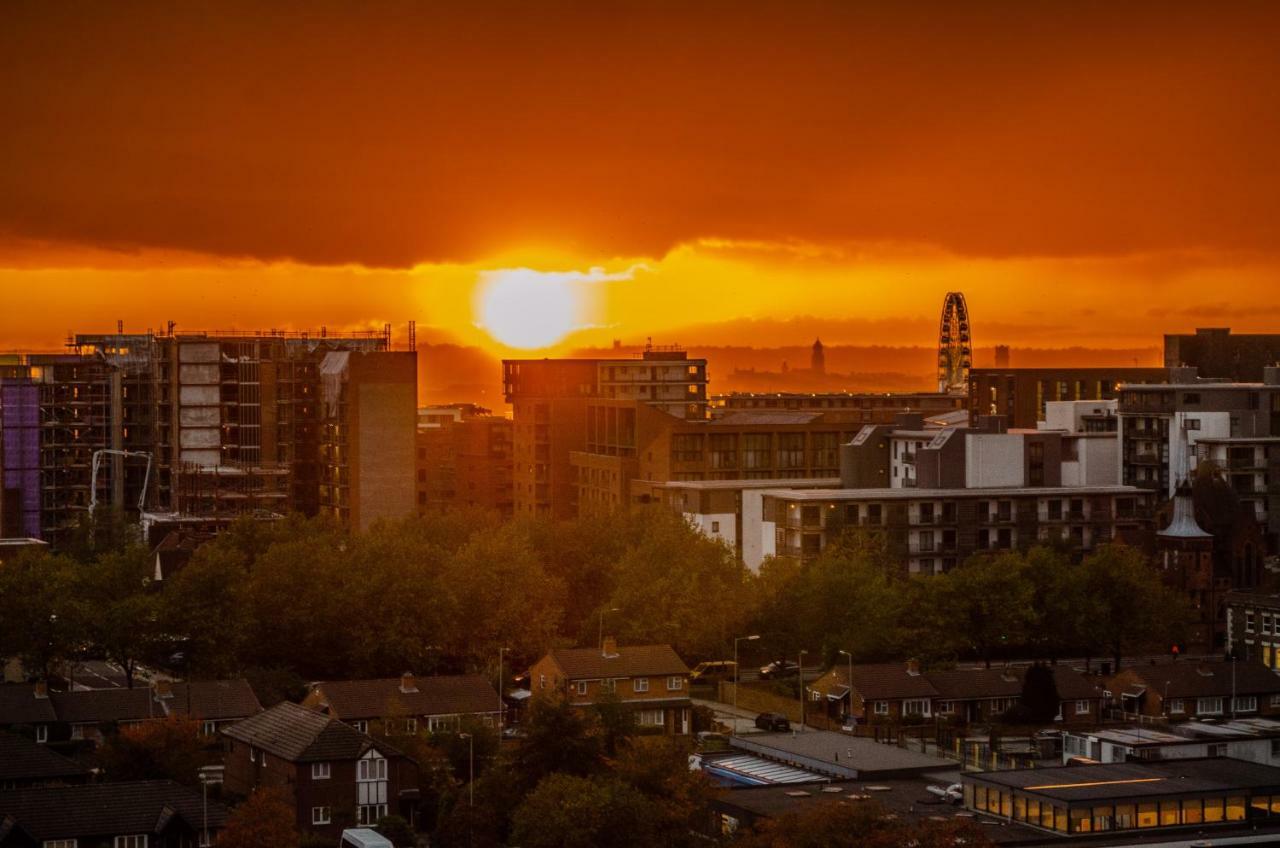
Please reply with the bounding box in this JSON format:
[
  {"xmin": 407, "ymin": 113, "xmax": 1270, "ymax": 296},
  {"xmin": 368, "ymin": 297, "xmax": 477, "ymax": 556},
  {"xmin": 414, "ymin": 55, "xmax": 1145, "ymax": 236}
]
[{"xmin": 88, "ymin": 449, "xmax": 153, "ymax": 515}]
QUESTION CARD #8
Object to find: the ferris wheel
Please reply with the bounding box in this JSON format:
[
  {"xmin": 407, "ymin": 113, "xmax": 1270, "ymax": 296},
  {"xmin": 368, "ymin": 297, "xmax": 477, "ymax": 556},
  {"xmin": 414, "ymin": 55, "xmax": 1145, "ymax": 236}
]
[{"xmin": 937, "ymin": 291, "xmax": 973, "ymax": 394}]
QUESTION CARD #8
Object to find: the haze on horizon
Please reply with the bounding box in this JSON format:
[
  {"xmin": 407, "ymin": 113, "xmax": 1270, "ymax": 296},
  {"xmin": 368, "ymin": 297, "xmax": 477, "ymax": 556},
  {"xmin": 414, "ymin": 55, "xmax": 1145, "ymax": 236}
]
[{"xmin": 3, "ymin": 1, "xmax": 1280, "ymax": 358}]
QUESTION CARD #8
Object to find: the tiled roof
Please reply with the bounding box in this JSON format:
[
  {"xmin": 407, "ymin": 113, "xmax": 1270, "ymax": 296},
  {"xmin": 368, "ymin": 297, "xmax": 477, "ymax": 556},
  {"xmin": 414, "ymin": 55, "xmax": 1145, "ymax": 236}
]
[
  {"xmin": 548, "ymin": 645, "xmax": 690, "ymax": 680},
  {"xmin": 222, "ymin": 701, "xmax": 391, "ymax": 762},
  {"xmin": 0, "ymin": 685, "xmax": 58, "ymax": 725},
  {"xmin": 835, "ymin": 663, "xmax": 938, "ymax": 700},
  {"xmin": 312, "ymin": 674, "xmax": 499, "ymax": 721},
  {"xmin": 926, "ymin": 667, "xmax": 1023, "ymax": 700},
  {"xmin": 1126, "ymin": 659, "xmax": 1280, "ymax": 699},
  {"xmin": 0, "ymin": 732, "xmax": 88, "ymax": 782},
  {"xmin": 1050, "ymin": 666, "xmax": 1107, "ymax": 700},
  {"xmin": 0, "ymin": 780, "xmax": 228, "ymax": 840},
  {"xmin": 49, "ymin": 679, "xmax": 261, "ymax": 724}
]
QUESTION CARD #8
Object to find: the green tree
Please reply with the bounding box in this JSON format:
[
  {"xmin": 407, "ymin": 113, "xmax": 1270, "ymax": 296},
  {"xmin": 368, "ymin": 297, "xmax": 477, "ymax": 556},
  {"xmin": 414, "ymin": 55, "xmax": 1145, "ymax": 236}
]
[
  {"xmin": 1076, "ymin": 544, "xmax": 1195, "ymax": 670},
  {"xmin": 515, "ymin": 693, "xmax": 604, "ymax": 786},
  {"xmin": 1023, "ymin": 545, "xmax": 1087, "ymax": 659},
  {"xmin": 608, "ymin": 509, "xmax": 751, "ymax": 659},
  {"xmin": 0, "ymin": 550, "xmax": 83, "ymax": 679},
  {"xmin": 510, "ymin": 773, "xmax": 658, "ymax": 848},
  {"xmin": 70, "ymin": 546, "xmax": 162, "ymax": 688},
  {"xmin": 923, "ymin": 552, "xmax": 1036, "ymax": 667}
]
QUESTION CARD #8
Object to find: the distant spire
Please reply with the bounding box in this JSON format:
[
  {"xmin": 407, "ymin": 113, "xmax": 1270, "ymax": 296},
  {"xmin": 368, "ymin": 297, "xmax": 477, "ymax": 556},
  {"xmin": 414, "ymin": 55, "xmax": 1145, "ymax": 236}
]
[
  {"xmin": 811, "ymin": 338, "xmax": 826, "ymax": 375},
  {"xmin": 1159, "ymin": 478, "xmax": 1212, "ymax": 539}
]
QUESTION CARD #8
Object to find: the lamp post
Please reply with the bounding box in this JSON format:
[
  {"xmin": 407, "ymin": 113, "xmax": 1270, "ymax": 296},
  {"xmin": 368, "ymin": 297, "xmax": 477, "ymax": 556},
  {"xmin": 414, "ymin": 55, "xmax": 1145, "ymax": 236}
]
[
  {"xmin": 599, "ymin": 607, "xmax": 620, "ymax": 651},
  {"xmin": 498, "ymin": 646, "xmax": 508, "ymax": 739},
  {"xmin": 733, "ymin": 635, "xmax": 760, "ymax": 734},
  {"xmin": 458, "ymin": 732, "xmax": 475, "ymax": 806},
  {"xmin": 798, "ymin": 649, "xmax": 809, "ymax": 731},
  {"xmin": 839, "ymin": 649, "xmax": 854, "ymax": 727}
]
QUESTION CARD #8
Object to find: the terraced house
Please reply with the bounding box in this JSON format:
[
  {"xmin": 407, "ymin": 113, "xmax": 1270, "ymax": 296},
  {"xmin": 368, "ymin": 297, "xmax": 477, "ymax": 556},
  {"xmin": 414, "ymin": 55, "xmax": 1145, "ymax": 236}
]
[
  {"xmin": 302, "ymin": 672, "xmax": 502, "ymax": 734},
  {"xmin": 527, "ymin": 639, "xmax": 692, "ymax": 734}
]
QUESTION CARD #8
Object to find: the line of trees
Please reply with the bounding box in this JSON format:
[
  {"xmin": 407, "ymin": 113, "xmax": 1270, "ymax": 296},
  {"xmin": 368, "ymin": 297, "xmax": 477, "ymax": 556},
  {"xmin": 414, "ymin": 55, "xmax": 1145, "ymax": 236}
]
[{"xmin": 0, "ymin": 504, "xmax": 1197, "ymax": 691}]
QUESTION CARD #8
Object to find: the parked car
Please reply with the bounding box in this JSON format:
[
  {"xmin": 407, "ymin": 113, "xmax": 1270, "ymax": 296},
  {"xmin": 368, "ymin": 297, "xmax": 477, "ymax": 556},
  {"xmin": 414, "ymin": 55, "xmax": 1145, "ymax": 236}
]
[
  {"xmin": 690, "ymin": 661, "xmax": 737, "ymax": 683},
  {"xmin": 758, "ymin": 660, "xmax": 799, "ymax": 680},
  {"xmin": 755, "ymin": 712, "xmax": 791, "ymax": 732}
]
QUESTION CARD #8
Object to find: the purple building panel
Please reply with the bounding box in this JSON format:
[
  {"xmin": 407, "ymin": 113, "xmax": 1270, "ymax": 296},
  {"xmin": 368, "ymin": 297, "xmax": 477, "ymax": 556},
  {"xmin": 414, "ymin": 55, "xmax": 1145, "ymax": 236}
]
[{"xmin": 1, "ymin": 379, "xmax": 41, "ymax": 538}]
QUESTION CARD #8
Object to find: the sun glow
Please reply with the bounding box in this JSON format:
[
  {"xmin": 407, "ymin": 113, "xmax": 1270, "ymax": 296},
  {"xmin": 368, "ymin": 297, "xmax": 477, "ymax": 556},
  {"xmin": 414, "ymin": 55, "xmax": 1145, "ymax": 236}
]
[{"xmin": 473, "ymin": 266, "xmax": 630, "ymax": 350}]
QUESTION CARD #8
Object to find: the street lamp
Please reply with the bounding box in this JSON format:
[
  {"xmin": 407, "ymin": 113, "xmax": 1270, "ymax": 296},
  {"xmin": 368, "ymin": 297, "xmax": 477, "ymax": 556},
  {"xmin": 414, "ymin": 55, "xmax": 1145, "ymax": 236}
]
[
  {"xmin": 599, "ymin": 607, "xmax": 620, "ymax": 651},
  {"xmin": 458, "ymin": 732, "xmax": 475, "ymax": 806},
  {"xmin": 733, "ymin": 635, "xmax": 760, "ymax": 733},
  {"xmin": 798, "ymin": 649, "xmax": 809, "ymax": 730},
  {"xmin": 839, "ymin": 649, "xmax": 854, "ymax": 727},
  {"xmin": 497, "ymin": 646, "xmax": 508, "ymax": 739}
]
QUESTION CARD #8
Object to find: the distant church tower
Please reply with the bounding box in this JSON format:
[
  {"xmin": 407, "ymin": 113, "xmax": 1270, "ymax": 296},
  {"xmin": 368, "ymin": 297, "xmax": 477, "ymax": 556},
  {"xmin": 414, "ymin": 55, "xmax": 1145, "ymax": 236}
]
[{"xmin": 811, "ymin": 338, "xmax": 826, "ymax": 375}]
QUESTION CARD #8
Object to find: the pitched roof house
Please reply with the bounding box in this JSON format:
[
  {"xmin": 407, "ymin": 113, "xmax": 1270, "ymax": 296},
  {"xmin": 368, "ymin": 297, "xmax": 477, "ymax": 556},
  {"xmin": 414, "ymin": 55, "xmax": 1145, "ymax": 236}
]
[
  {"xmin": 808, "ymin": 661, "xmax": 1106, "ymax": 725},
  {"xmin": 0, "ymin": 780, "xmax": 229, "ymax": 847},
  {"xmin": 527, "ymin": 639, "xmax": 692, "ymax": 735},
  {"xmin": 49, "ymin": 679, "xmax": 263, "ymax": 742},
  {"xmin": 1110, "ymin": 659, "xmax": 1280, "ymax": 720},
  {"xmin": 222, "ymin": 700, "xmax": 421, "ymax": 837},
  {"xmin": 0, "ymin": 732, "xmax": 89, "ymax": 790},
  {"xmin": 0, "ymin": 685, "xmax": 57, "ymax": 744},
  {"xmin": 302, "ymin": 672, "xmax": 501, "ymax": 734}
]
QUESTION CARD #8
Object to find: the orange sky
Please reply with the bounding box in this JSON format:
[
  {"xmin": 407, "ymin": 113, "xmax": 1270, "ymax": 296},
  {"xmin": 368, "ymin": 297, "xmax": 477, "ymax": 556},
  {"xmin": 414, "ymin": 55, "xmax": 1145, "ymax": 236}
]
[{"xmin": 3, "ymin": 2, "xmax": 1280, "ymax": 356}]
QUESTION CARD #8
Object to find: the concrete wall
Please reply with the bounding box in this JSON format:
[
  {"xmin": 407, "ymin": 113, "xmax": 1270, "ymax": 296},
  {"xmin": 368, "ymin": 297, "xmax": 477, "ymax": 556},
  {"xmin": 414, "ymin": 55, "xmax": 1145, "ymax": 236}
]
[
  {"xmin": 349, "ymin": 352, "xmax": 417, "ymax": 530},
  {"xmin": 965, "ymin": 434, "xmax": 1025, "ymax": 488}
]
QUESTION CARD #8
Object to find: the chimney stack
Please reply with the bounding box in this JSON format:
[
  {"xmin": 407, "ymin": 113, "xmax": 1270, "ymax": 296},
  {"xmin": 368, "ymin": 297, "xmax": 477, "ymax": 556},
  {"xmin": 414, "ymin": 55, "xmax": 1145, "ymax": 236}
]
[
  {"xmin": 906, "ymin": 658, "xmax": 921, "ymax": 676},
  {"xmin": 399, "ymin": 672, "xmax": 417, "ymax": 694},
  {"xmin": 33, "ymin": 681, "xmax": 48, "ymax": 699},
  {"xmin": 602, "ymin": 636, "xmax": 619, "ymax": 658}
]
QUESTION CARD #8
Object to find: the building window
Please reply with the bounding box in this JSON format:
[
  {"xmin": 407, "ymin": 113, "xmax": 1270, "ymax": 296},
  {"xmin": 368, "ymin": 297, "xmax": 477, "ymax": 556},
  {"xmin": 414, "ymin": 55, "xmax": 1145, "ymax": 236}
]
[
  {"xmin": 1168, "ymin": 698, "xmax": 1185, "ymax": 714},
  {"xmin": 403, "ymin": 718, "xmax": 417, "ymax": 734},
  {"xmin": 43, "ymin": 841, "xmax": 77, "ymax": 848},
  {"xmin": 358, "ymin": 804, "xmax": 389, "ymax": 825},
  {"xmin": 1198, "ymin": 697, "xmax": 1224, "ymax": 715},
  {"xmin": 1234, "ymin": 696, "xmax": 1258, "ymax": 713},
  {"xmin": 35, "ymin": 724, "xmax": 47, "ymax": 744},
  {"xmin": 710, "ymin": 520, "xmax": 720, "ymax": 533},
  {"xmin": 539, "ymin": 674, "xmax": 546, "ymax": 690},
  {"xmin": 312, "ymin": 806, "xmax": 332, "ymax": 825},
  {"xmin": 1247, "ymin": 612, "xmax": 1256, "ymax": 633},
  {"xmin": 312, "ymin": 762, "xmax": 331, "ymax": 780},
  {"xmin": 248, "ymin": 746, "xmax": 259, "ymax": 764},
  {"xmin": 575, "ymin": 681, "xmax": 588, "ymax": 696},
  {"xmin": 114, "ymin": 838, "xmax": 147, "ymax": 848},
  {"xmin": 903, "ymin": 699, "xmax": 930, "ymax": 716},
  {"xmin": 1271, "ymin": 695, "xmax": 1280, "ymax": 708},
  {"xmin": 667, "ymin": 676, "xmax": 683, "ymax": 691},
  {"xmin": 202, "ymin": 720, "xmax": 217, "ymax": 736},
  {"xmin": 936, "ymin": 701, "xmax": 954, "ymax": 715},
  {"xmin": 358, "ymin": 756, "xmax": 388, "ymax": 782},
  {"xmin": 637, "ymin": 709, "xmax": 665, "ymax": 727},
  {"xmin": 352, "ymin": 720, "xmax": 368, "ymax": 733},
  {"xmin": 602, "ymin": 679, "xmax": 617, "ymax": 694},
  {"xmin": 874, "ymin": 701, "xmax": 889, "ymax": 715},
  {"xmin": 1075, "ymin": 700, "xmax": 1090, "ymax": 715},
  {"xmin": 811, "ymin": 689, "xmax": 822, "ymax": 701},
  {"xmin": 634, "ymin": 678, "xmax": 649, "ymax": 693}
]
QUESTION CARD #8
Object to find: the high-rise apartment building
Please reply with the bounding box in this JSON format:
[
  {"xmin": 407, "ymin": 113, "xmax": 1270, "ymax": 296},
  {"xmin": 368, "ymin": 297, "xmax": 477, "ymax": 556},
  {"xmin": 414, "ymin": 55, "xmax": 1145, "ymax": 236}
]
[
  {"xmin": 414, "ymin": 405, "xmax": 513, "ymax": 517},
  {"xmin": 0, "ymin": 328, "xmax": 411, "ymax": 544},
  {"xmin": 503, "ymin": 348, "xmax": 708, "ymax": 518},
  {"xmin": 1165, "ymin": 328, "xmax": 1280, "ymax": 383},
  {"xmin": 968, "ymin": 367, "xmax": 1170, "ymax": 429}
]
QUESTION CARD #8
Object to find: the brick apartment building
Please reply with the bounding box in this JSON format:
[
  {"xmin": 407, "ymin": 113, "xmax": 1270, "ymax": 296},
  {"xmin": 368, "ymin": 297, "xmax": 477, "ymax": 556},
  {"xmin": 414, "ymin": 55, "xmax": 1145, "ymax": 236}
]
[
  {"xmin": 751, "ymin": 484, "xmax": 1153, "ymax": 572},
  {"xmin": 1165, "ymin": 328, "xmax": 1280, "ymax": 383},
  {"xmin": 527, "ymin": 639, "xmax": 692, "ymax": 735},
  {"xmin": 969, "ymin": 366, "xmax": 1169, "ymax": 430},
  {"xmin": 503, "ymin": 349, "xmax": 708, "ymax": 518},
  {"xmin": 415, "ymin": 404, "xmax": 513, "ymax": 517}
]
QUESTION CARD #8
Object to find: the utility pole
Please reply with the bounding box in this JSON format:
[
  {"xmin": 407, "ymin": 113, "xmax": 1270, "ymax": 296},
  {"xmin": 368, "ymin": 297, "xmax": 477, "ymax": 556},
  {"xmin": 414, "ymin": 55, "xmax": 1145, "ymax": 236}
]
[
  {"xmin": 798, "ymin": 649, "xmax": 809, "ymax": 731},
  {"xmin": 733, "ymin": 635, "xmax": 760, "ymax": 734},
  {"xmin": 839, "ymin": 649, "xmax": 854, "ymax": 727}
]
